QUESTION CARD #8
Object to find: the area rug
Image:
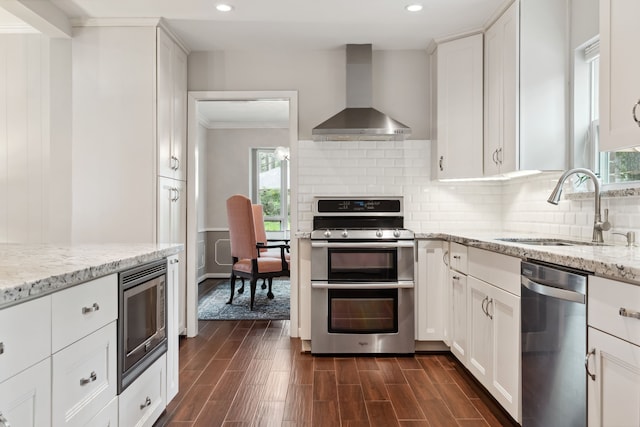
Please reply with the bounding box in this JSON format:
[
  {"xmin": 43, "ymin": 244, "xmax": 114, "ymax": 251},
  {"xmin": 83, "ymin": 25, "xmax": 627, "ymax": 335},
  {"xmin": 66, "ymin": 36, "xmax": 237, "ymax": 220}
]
[{"xmin": 198, "ymin": 279, "xmax": 290, "ymax": 320}]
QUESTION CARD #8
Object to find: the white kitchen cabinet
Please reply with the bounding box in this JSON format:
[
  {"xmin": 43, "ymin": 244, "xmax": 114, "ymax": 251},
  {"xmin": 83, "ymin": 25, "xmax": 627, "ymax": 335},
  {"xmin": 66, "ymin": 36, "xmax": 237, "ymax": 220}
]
[
  {"xmin": 166, "ymin": 255, "xmax": 180, "ymax": 403},
  {"xmin": 119, "ymin": 354, "xmax": 166, "ymax": 427},
  {"xmin": 416, "ymin": 241, "xmax": 448, "ymax": 342},
  {"xmin": 448, "ymin": 243, "xmax": 469, "ymax": 364},
  {"xmin": 587, "ymin": 276, "xmax": 640, "ymax": 426},
  {"xmin": 71, "ymin": 21, "xmax": 188, "ymax": 246},
  {"xmin": 0, "ymin": 295, "xmax": 51, "ymax": 383},
  {"xmin": 158, "ymin": 177, "xmax": 187, "ymax": 334},
  {"xmin": 52, "ymin": 322, "xmax": 117, "ymax": 427},
  {"xmin": 484, "ymin": 0, "xmax": 567, "ymax": 176},
  {"xmin": 587, "ymin": 327, "xmax": 640, "ymax": 427},
  {"xmin": 599, "ymin": 0, "xmax": 640, "ymax": 151},
  {"xmin": 0, "ymin": 358, "xmax": 51, "ymax": 427},
  {"xmin": 435, "ymin": 34, "xmax": 484, "ymax": 179},
  {"xmin": 466, "ymin": 247, "xmax": 521, "ymax": 422},
  {"xmin": 157, "ymin": 27, "xmax": 187, "ymax": 181},
  {"xmin": 484, "ymin": 1, "xmax": 518, "ymax": 176}
]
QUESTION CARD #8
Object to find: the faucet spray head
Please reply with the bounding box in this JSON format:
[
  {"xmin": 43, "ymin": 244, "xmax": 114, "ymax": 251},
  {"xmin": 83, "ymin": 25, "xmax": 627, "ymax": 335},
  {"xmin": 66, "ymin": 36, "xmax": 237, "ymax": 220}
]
[{"xmin": 547, "ymin": 183, "xmax": 563, "ymax": 205}]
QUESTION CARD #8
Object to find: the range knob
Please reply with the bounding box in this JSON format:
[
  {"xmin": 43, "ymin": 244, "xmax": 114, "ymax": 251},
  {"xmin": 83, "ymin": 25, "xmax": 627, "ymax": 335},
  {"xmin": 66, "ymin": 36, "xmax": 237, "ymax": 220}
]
[
  {"xmin": 342, "ymin": 229, "xmax": 349, "ymax": 238},
  {"xmin": 323, "ymin": 229, "xmax": 332, "ymax": 238},
  {"xmin": 376, "ymin": 229, "xmax": 383, "ymax": 238},
  {"xmin": 393, "ymin": 229, "xmax": 401, "ymax": 238}
]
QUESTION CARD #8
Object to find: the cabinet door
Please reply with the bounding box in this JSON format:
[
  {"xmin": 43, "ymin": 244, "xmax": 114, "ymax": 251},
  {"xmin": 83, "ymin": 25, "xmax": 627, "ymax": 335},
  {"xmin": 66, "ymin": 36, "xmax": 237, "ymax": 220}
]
[
  {"xmin": 157, "ymin": 28, "xmax": 175, "ymax": 180},
  {"xmin": 466, "ymin": 277, "xmax": 492, "ymax": 385},
  {"xmin": 436, "ymin": 34, "xmax": 484, "ymax": 179},
  {"xmin": 416, "ymin": 241, "xmax": 446, "ymax": 341},
  {"xmin": 484, "ymin": 2, "xmax": 518, "ymax": 175},
  {"xmin": 489, "ymin": 284, "xmax": 520, "ymax": 422},
  {"xmin": 599, "ymin": 0, "xmax": 640, "ymax": 151},
  {"xmin": 588, "ymin": 327, "xmax": 640, "ymax": 427},
  {"xmin": 0, "ymin": 358, "xmax": 51, "ymax": 427},
  {"xmin": 119, "ymin": 354, "xmax": 166, "ymax": 427},
  {"xmin": 166, "ymin": 255, "xmax": 180, "ymax": 403},
  {"xmin": 450, "ymin": 270, "xmax": 468, "ymax": 363},
  {"xmin": 172, "ymin": 41, "xmax": 187, "ymax": 181}
]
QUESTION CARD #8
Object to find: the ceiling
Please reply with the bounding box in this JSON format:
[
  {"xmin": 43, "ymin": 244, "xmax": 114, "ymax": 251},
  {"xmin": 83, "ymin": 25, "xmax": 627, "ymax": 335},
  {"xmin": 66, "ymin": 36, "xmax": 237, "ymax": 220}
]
[{"xmin": 46, "ymin": 0, "xmax": 507, "ymax": 51}]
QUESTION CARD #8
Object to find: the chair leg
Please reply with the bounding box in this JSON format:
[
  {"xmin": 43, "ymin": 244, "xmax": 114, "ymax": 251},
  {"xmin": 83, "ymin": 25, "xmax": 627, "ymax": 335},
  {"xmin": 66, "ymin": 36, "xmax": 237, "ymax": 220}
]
[
  {"xmin": 238, "ymin": 278, "xmax": 245, "ymax": 294},
  {"xmin": 261, "ymin": 278, "xmax": 267, "ymax": 290},
  {"xmin": 267, "ymin": 278, "xmax": 274, "ymax": 299},
  {"xmin": 226, "ymin": 273, "xmax": 236, "ymax": 304},
  {"xmin": 250, "ymin": 279, "xmax": 258, "ymax": 310}
]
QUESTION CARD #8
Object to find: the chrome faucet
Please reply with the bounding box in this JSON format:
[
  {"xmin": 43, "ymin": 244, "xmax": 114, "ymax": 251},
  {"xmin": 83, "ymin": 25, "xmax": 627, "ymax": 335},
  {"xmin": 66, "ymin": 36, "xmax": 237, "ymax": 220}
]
[{"xmin": 547, "ymin": 168, "xmax": 611, "ymax": 244}]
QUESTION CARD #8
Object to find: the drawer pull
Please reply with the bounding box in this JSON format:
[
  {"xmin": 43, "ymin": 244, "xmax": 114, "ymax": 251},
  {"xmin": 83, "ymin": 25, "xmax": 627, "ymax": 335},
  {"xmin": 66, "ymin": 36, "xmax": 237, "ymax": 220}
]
[
  {"xmin": 452, "ymin": 275, "xmax": 461, "ymax": 281},
  {"xmin": 453, "ymin": 255, "xmax": 461, "ymax": 260},
  {"xmin": 0, "ymin": 342, "xmax": 4, "ymax": 355},
  {"xmin": 619, "ymin": 307, "xmax": 640, "ymax": 320},
  {"xmin": 80, "ymin": 371, "xmax": 97, "ymax": 386},
  {"xmin": 82, "ymin": 303, "xmax": 100, "ymax": 314},
  {"xmin": 0, "ymin": 411, "xmax": 10, "ymax": 427},
  {"xmin": 140, "ymin": 396, "xmax": 152, "ymax": 410},
  {"xmin": 585, "ymin": 348, "xmax": 596, "ymax": 381}
]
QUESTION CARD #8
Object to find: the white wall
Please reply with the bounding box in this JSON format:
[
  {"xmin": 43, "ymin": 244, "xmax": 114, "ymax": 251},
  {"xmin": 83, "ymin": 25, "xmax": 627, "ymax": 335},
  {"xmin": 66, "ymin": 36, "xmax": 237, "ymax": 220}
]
[
  {"xmin": 188, "ymin": 49, "xmax": 430, "ymax": 140},
  {"xmin": 203, "ymin": 127, "xmax": 289, "ymax": 229},
  {"xmin": 0, "ymin": 34, "xmax": 71, "ymax": 243}
]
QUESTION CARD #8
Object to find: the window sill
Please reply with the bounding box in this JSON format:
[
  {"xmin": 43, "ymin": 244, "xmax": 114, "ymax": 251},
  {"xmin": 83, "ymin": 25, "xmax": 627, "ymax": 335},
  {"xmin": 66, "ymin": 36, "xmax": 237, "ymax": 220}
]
[{"xmin": 565, "ymin": 186, "xmax": 640, "ymax": 201}]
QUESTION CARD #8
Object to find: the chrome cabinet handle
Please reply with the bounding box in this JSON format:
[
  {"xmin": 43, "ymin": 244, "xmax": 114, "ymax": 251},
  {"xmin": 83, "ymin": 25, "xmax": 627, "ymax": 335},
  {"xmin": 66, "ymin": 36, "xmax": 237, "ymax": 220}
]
[
  {"xmin": 0, "ymin": 411, "xmax": 10, "ymax": 427},
  {"xmin": 82, "ymin": 303, "xmax": 100, "ymax": 314},
  {"xmin": 585, "ymin": 348, "xmax": 596, "ymax": 381},
  {"xmin": 452, "ymin": 255, "xmax": 461, "ymax": 260},
  {"xmin": 442, "ymin": 250, "xmax": 449, "ymax": 267},
  {"xmin": 487, "ymin": 298, "xmax": 494, "ymax": 320},
  {"xmin": 452, "ymin": 275, "xmax": 461, "ymax": 281},
  {"xmin": 439, "ymin": 156, "xmax": 444, "ymax": 172},
  {"xmin": 633, "ymin": 99, "xmax": 640, "ymax": 127},
  {"xmin": 170, "ymin": 155, "xmax": 180, "ymax": 170},
  {"xmin": 0, "ymin": 342, "xmax": 4, "ymax": 355},
  {"xmin": 497, "ymin": 147, "xmax": 503, "ymax": 165},
  {"xmin": 140, "ymin": 396, "xmax": 152, "ymax": 410},
  {"xmin": 80, "ymin": 371, "xmax": 97, "ymax": 386},
  {"xmin": 620, "ymin": 307, "xmax": 640, "ymax": 320},
  {"xmin": 481, "ymin": 296, "xmax": 488, "ymax": 316}
]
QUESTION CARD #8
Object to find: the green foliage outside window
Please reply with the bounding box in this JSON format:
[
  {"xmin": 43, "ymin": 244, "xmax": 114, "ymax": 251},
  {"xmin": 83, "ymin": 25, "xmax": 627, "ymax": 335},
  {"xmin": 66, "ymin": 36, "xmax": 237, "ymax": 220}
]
[{"xmin": 608, "ymin": 152, "xmax": 640, "ymax": 182}]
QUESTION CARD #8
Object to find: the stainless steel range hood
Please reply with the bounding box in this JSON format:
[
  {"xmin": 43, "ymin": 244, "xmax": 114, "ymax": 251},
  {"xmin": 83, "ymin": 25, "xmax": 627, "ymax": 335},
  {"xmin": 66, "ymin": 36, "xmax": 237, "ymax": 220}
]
[{"xmin": 312, "ymin": 44, "xmax": 411, "ymax": 141}]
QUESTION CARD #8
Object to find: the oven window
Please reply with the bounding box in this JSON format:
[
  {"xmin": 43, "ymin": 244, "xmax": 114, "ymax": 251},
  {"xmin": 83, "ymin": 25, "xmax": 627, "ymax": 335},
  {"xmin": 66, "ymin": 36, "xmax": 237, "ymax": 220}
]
[
  {"xmin": 126, "ymin": 285, "xmax": 157, "ymax": 352},
  {"xmin": 328, "ymin": 249, "xmax": 397, "ymax": 282},
  {"xmin": 328, "ymin": 289, "xmax": 398, "ymax": 333}
]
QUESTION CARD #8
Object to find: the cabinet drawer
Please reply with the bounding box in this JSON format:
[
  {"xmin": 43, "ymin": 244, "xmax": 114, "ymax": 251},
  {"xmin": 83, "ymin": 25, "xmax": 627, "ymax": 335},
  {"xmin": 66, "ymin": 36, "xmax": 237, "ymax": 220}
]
[
  {"xmin": 450, "ymin": 242, "xmax": 468, "ymax": 274},
  {"xmin": 85, "ymin": 396, "xmax": 118, "ymax": 427},
  {"xmin": 119, "ymin": 354, "xmax": 166, "ymax": 427},
  {"xmin": 589, "ymin": 276, "xmax": 640, "ymax": 346},
  {"xmin": 52, "ymin": 274, "xmax": 117, "ymax": 352},
  {"xmin": 0, "ymin": 295, "xmax": 51, "ymax": 383},
  {"xmin": 52, "ymin": 322, "xmax": 117, "ymax": 427},
  {"xmin": 468, "ymin": 247, "xmax": 520, "ymax": 296},
  {"xmin": 0, "ymin": 357, "xmax": 51, "ymax": 427}
]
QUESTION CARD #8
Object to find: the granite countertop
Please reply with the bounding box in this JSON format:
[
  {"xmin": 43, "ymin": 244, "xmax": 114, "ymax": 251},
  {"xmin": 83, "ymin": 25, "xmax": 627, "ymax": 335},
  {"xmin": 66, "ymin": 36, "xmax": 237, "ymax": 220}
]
[
  {"xmin": 416, "ymin": 231, "xmax": 640, "ymax": 285},
  {"xmin": 0, "ymin": 243, "xmax": 184, "ymax": 309}
]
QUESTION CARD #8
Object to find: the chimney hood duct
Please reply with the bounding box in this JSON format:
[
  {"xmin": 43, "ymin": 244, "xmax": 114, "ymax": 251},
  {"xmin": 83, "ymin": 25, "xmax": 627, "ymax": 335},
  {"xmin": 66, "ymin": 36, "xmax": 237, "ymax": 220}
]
[{"xmin": 312, "ymin": 44, "xmax": 411, "ymax": 141}]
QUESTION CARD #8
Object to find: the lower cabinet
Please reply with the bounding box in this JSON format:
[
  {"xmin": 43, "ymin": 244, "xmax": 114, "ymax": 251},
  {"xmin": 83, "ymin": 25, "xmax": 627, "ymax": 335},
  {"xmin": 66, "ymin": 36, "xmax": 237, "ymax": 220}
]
[
  {"xmin": 416, "ymin": 241, "xmax": 448, "ymax": 342},
  {"xmin": 166, "ymin": 254, "xmax": 180, "ymax": 403},
  {"xmin": 467, "ymin": 276, "xmax": 520, "ymax": 421},
  {"xmin": 587, "ymin": 275, "xmax": 640, "ymax": 427},
  {"xmin": 450, "ymin": 270, "xmax": 468, "ymax": 363},
  {"xmin": 119, "ymin": 354, "xmax": 167, "ymax": 427},
  {"xmin": 52, "ymin": 322, "xmax": 117, "ymax": 427},
  {"xmin": 0, "ymin": 358, "xmax": 51, "ymax": 427}
]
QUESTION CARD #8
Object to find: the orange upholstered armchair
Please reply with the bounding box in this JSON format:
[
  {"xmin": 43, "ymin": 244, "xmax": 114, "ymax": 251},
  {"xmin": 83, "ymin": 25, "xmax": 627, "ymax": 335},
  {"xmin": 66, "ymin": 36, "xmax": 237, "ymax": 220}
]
[{"xmin": 226, "ymin": 194, "xmax": 290, "ymax": 310}]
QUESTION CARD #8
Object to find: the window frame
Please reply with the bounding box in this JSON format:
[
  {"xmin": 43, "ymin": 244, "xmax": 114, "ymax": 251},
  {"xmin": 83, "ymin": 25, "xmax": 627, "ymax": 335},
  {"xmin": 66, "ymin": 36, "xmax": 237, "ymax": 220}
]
[{"xmin": 250, "ymin": 148, "xmax": 289, "ymax": 231}]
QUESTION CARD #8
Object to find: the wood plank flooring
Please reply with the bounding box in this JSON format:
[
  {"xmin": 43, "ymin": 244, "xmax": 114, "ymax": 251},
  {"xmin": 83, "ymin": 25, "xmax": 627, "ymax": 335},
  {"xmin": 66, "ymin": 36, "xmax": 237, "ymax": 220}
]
[{"xmin": 154, "ymin": 319, "xmax": 518, "ymax": 427}]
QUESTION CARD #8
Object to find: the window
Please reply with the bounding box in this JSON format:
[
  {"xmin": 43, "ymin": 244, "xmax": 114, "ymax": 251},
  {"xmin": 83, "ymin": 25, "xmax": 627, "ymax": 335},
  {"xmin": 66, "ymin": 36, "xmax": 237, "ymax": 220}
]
[
  {"xmin": 251, "ymin": 148, "xmax": 290, "ymax": 231},
  {"xmin": 586, "ymin": 42, "xmax": 640, "ymax": 185}
]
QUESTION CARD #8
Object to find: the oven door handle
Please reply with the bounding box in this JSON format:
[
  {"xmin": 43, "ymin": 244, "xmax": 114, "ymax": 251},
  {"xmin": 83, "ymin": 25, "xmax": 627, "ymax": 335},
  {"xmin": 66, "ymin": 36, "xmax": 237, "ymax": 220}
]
[
  {"xmin": 311, "ymin": 281, "xmax": 415, "ymax": 289},
  {"xmin": 310, "ymin": 241, "xmax": 415, "ymax": 249}
]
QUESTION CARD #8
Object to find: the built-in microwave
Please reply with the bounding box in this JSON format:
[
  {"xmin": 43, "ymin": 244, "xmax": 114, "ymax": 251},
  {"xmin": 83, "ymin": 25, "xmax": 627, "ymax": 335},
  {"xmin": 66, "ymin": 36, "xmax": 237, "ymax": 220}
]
[{"xmin": 118, "ymin": 259, "xmax": 167, "ymax": 393}]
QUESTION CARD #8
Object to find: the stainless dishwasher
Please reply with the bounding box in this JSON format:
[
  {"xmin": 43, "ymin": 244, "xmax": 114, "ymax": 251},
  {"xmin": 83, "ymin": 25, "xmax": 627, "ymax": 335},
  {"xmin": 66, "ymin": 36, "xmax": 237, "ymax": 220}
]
[{"xmin": 521, "ymin": 260, "xmax": 588, "ymax": 427}]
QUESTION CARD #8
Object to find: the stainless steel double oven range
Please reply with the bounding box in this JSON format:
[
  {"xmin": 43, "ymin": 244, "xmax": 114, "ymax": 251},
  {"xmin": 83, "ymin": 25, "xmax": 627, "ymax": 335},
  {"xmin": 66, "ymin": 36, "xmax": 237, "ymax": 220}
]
[{"xmin": 310, "ymin": 197, "xmax": 416, "ymax": 355}]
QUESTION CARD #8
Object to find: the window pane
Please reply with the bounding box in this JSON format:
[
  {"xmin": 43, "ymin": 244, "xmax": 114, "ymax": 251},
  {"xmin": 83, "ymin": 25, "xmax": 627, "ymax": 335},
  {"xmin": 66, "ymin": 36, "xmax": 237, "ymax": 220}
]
[{"xmin": 257, "ymin": 151, "xmax": 282, "ymax": 218}]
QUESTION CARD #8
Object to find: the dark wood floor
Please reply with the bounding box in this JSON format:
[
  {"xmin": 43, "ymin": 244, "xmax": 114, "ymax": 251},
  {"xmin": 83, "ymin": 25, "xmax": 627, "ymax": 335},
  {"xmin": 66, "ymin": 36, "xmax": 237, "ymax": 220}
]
[{"xmin": 153, "ymin": 318, "xmax": 518, "ymax": 427}]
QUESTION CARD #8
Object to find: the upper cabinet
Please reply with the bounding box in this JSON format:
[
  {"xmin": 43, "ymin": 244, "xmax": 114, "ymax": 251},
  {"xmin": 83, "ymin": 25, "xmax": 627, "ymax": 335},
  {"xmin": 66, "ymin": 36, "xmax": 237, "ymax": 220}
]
[
  {"xmin": 484, "ymin": 0, "xmax": 568, "ymax": 176},
  {"xmin": 435, "ymin": 34, "xmax": 484, "ymax": 179},
  {"xmin": 157, "ymin": 28, "xmax": 188, "ymax": 181},
  {"xmin": 599, "ymin": 0, "xmax": 640, "ymax": 151}
]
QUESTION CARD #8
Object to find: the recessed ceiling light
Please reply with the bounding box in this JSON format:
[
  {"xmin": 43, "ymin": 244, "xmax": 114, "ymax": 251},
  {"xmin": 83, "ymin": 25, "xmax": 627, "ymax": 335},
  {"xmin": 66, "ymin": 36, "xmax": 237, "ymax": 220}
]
[
  {"xmin": 405, "ymin": 4, "xmax": 423, "ymax": 12},
  {"xmin": 216, "ymin": 4, "xmax": 234, "ymax": 12}
]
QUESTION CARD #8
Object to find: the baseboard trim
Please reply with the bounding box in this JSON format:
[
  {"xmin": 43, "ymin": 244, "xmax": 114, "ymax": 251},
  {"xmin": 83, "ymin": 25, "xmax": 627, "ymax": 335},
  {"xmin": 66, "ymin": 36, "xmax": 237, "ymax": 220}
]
[{"xmin": 198, "ymin": 273, "xmax": 229, "ymax": 283}]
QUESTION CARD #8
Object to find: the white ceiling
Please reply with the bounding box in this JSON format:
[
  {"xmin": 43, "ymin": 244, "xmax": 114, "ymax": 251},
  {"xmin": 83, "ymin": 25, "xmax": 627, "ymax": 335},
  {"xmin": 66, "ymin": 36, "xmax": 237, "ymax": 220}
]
[{"xmin": 47, "ymin": 0, "xmax": 507, "ymax": 51}]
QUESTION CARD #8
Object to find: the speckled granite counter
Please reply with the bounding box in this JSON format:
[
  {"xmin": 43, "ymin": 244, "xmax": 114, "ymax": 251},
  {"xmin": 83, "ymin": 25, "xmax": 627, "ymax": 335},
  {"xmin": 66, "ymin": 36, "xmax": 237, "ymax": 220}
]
[
  {"xmin": 0, "ymin": 243, "xmax": 183, "ymax": 309},
  {"xmin": 415, "ymin": 232, "xmax": 640, "ymax": 285}
]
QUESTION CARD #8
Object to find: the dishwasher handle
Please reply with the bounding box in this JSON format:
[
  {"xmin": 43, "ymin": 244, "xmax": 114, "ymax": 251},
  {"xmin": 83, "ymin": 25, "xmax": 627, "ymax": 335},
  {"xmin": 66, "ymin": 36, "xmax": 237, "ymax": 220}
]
[{"xmin": 521, "ymin": 276, "xmax": 586, "ymax": 304}]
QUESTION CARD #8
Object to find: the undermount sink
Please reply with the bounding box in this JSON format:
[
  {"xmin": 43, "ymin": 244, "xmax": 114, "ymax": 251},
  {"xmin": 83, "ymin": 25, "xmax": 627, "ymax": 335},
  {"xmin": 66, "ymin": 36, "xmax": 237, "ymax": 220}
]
[{"xmin": 496, "ymin": 238, "xmax": 608, "ymax": 247}]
